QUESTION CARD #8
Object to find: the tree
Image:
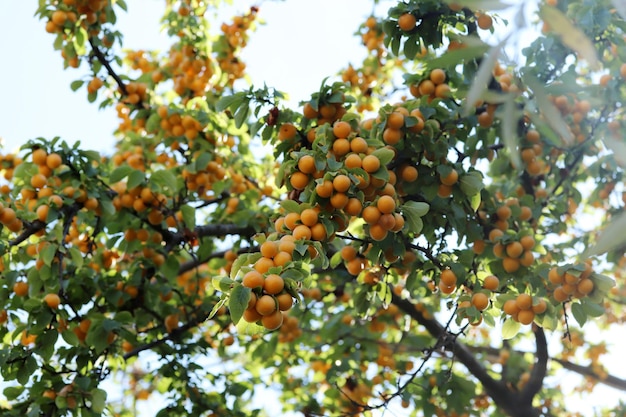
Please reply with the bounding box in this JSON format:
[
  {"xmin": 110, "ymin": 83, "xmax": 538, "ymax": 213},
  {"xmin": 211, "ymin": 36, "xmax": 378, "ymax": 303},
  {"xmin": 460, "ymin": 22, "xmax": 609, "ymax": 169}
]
[{"xmin": 0, "ymin": 0, "xmax": 625, "ymax": 416}]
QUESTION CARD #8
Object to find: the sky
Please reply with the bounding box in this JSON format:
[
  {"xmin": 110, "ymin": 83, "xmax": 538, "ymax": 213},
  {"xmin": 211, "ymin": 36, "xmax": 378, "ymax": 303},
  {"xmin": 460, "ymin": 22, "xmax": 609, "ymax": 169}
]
[{"xmin": 0, "ymin": 0, "xmax": 625, "ymax": 415}]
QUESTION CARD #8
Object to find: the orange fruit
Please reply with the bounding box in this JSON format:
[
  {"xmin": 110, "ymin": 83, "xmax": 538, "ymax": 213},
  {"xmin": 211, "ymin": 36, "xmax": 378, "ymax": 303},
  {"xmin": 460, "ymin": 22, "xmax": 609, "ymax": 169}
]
[
  {"xmin": 483, "ymin": 275, "xmax": 499, "ymax": 291},
  {"xmin": 243, "ymin": 307, "xmax": 263, "ymax": 323},
  {"xmin": 382, "ymin": 128, "xmax": 402, "ymax": 145},
  {"xmin": 332, "ymin": 121, "xmax": 352, "ymax": 138},
  {"xmin": 440, "ymin": 169, "xmax": 458, "ymax": 186},
  {"xmin": 398, "ymin": 13, "xmax": 417, "ymax": 31},
  {"xmin": 399, "ymin": 165, "xmax": 418, "ymax": 182},
  {"xmin": 344, "ymin": 197, "xmax": 363, "ymax": 216},
  {"xmin": 532, "ymin": 298, "xmax": 547, "ymax": 314},
  {"xmin": 350, "ymin": 137, "xmax": 368, "ymax": 153},
  {"xmin": 386, "ymin": 112, "xmax": 405, "ymax": 129},
  {"xmin": 36, "ymin": 204, "xmax": 50, "ymax": 222},
  {"xmin": 362, "ymin": 205, "xmax": 381, "ymax": 224},
  {"xmin": 506, "ymin": 242, "xmax": 524, "ymax": 258},
  {"xmin": 164, "ymin": 313, "xmax": 179, "ymax": 333},
  {"xmin": 344, "ymin": 153, "xmax": 362, "ymax": 169},
  {"xmin": 292, "ymin": 224, "xmax": 312, "ymax": 240},
  {"xmin": 502, "ymin": 299, "xmax": 519, "ymax": 316},
  {"xmin": 13, "ymin": 281, "xmax": 29, "ymax": 296},
  {"xmin": 520, "ymin": 236, "xmax": 535, "ymax": 251},
  {"xmin": 255, "ymin": 295, "xmax": 277, "ymax": 316},
  {"xmin": 263, "ymin": 274, "xmax": 285, "ymax": 295},
  {"xmin": 477, "ymin": 13, "xmax": 493, "ymax": 30},
  {"xmin": 297, "ymin": 155, "xmax": 317, "ymax": 174},
  {"xmin": 276, "ymin": 293, "xmax": 293, "ymax": 311},
  {"xmin": 43, "ymin": 293, "xmax": 61, "ymax": 309},
  {"xmin": 369, "ymin": 224, "xmax": 388, "ymax": 241},
  {"xmin": 300, "ymin": 208, "xmax": 318, "ymax": 227},
  {"xmin": 330, "ymin": 192, "xmax": 349, "ymax": 209},
  {"xmin": 254, "ymin": 257, "xmax": 275, "ymax": 274},
  {"xmin": 273, "ymin": 250, "xmax": 292, "ymax": 267},
  {"xmin": 362, "ymin": 155, "xmax": 381, "ymax": 173},
  {"xmin": 289, "ymin": 172, "xmax": 309, "ymax": 190},
  {"xmin": 315, "ymin": 180, "xmax": 334, "ymax": 198},
  {"xmin": 262, "ymin": 310, "xmax": 283, "ymax": 330},
  {"xmin": 278, "ymin": 123, "xmax": 297, "ymax": 141},
  {"xmin": 440, "ymin": 269, "xmax": 457, "ymax": 287},
  {"xmin": 340, "ymin": 246, "xmax": 357, "ymax": 261},
  {"xmin": 332, "ymin": 175, "xmax": 351, "ymax": 193},
  {"xmin": 515, "ymin": 293, "xmax": 532, "ymax": 310},
  {"xmin": 429, "ymin": 68, "xmax": 446, "ymax": 85},
  {"xmin": 377, "ymin": 195, "xmax": 396, "ymax": 214},
  {"xmin": 46, "ymin": 153, "xmax": 63, "ymax": 170},
  {"xmin": 332, "ymin": 138, "xmax": 351, "ymax": 156},
  {"xmin": 472, "ymin": 292, "xmax": 489, "ymax": 311},
  {"xmin": 242, "ymin": 270, "xmax": 264, "ymax": 289},
  {"xmin": 517, "ymin": 309, "xmax": 534, "ymax": 325},
  {"xmin": 260, "ymin": 241, "xmax": 278, "ymax": 259},
  {"xmin": 502, "ymin": 257, "xmax": 520, "ymax": 273}
]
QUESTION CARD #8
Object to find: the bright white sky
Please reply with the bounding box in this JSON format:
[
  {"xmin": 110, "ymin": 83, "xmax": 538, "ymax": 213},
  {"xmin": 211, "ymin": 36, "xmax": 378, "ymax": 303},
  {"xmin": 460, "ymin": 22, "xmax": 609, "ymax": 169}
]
[{"xmin": 0, "ymin": 1, "xmax": 624, "ymax": 415}]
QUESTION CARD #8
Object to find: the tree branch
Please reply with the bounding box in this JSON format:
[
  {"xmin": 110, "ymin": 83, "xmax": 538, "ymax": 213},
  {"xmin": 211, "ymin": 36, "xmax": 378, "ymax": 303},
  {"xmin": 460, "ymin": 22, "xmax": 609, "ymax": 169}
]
[
  {"xmin": 391, "ymin": 291, "xmax": 542, "ymax": 417},
  {"xmin": 520, "ymin": 324, "xmax": 549, "ymax": 403}
]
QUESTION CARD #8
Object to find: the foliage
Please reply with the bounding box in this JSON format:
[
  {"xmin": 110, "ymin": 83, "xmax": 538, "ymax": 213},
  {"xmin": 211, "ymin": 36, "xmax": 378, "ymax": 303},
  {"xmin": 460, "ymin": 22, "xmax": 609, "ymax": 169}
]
[{"xmin": 0, "ymin": 0, "xmax": 625, "ymax": 416}]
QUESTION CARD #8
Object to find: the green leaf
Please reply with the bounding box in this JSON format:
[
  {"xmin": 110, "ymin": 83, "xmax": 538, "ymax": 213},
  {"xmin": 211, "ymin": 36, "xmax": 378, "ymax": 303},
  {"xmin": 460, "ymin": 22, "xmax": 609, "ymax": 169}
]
[
  {"xmin": 109, "ymin": 165, "xmax": 133, "ymax": 184},
  {"xmin": 582, "ymin": 300, "xmax": 605, "ymax": 318},
  {"xmin": 180, "ymin": 204, "xmax": 196, "ymax": 229},
  {"xmin": 459, "ymin": 171, "xmax": 484, "ymax": 196},
  {"xmin": 3, "ymin": 386, "xmax": 24, "ymax": 400},
  {"xmin": 209, "ymin": 297, "xmax": 228, "ymax": 319},
  {"xmin": 70, "ymin": 80, "xmax": 85, "ymax": 91},
  {"xmin": 280, "ymin": 200, "xmax": 302, "ymax": 214},
  {"xmin": 571, "ymin": 302, "xmax": 587, "ymax": 327},
  {"xmin": 523, "ymin": 73, "xmax": 574, "ymax": 146},
  {"xmin": 590, "ymin": 273, "xmax": 616, "ymax": 293},
  {"xmin": 502, "ymin": 319, "xmax": 520, "ymax": 339},
  {"xmin": 539, "ymin": 6, "xmax": 600, "ymax": 70},
  {"xmin": 216, "ymin": 93, "xmax": 245, "ymax": 112},
  {"xmin": 582, "ymin": 212, "xmax": 626, "ymax": 258},
  {"xmin": 234, "ymin": 103, "xmax": 250, "ymax": 129},
  {"xmin": 229, "ymin": 284, "xmax": 251, "ymax": 325},
  {"xmin": 463, "ymin": 37, "xmax": 507, "ymax": 117},
  {"xmin": 212, "ymin": 276, "xmax": 235, "ymax": 292},
  {"xmin": 502, "ymin": 95, "xmax": 521, "ymax": 169},
  {"xmin": 42, "ymin": 244, "xmax": 57, "ymax": 267},
  {"xmin": 469, "ymin": 192, "xmax": 481, "ymax": 212},
  {"xmin": 426, "ymin": 43, "xmax": 490, "ymax": 70},
  {"xmin": 151, "ymin": 169, "xmax": 178, "ymax": 193},
  {"xmin": 603, "ymin": 135, "xmax": 626, "ymax": 168},
  {"xmin": 127, "ymin": 169, "xmax": 146, "ymax": 189},
  {"xmin": 68, "ymin": 246, "xmax": 84, "ymax": 270},
  {"xmin": 371, "ymin": 147, "xmax": 395, "ymax": 166},
  {"xmin": 402, "ymin": 200, "xmax": 429, "ymax": 217},
  {"xmin": 401, "ymin": 201, "xmax": 429, "ymax": 234},
  {"xmin": 90, "ymin": 388, "xmax": 107, "ymax": 413},
  {"xmin": 403, "ymin": 35, "xmax": 420, "ymax": 60},
  {"xmin": 161, "ymin": 256, "xmax": 180, "ymax": 280}
]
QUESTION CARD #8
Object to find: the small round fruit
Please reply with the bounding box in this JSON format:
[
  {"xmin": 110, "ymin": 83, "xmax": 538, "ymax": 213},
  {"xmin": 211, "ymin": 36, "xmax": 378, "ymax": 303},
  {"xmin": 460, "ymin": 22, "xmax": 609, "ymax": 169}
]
[
  {"xmin": 483, "ymin": 275, "xmax": 499, "ymax": 291},
  {"xmin": 262, "ymin": 310, "xmax": 284, "ymax": 330},
  {"xmin": 472, "ymin": 292, "xmax": 489, "ymax": 311},
  {"xmin": 44, "ymin": 293, "xmax": 61, "ymax": 309},
  {"xmin": 263, "ymin": 274, "xmax": 285, "ymax": 295},
  {"xmin": 440, "ymin": 269, "xmax": 457, "ymax": 287},
  {"xmin": 398, "ymin": 13, "xmax": 417, "ymax": 31},
  {"xmin": 255, "ymin": 295, "xmax": 278, "ymax": 316},
  {"xmin": 515, "ymin": 293, "xmax": 532, "ymax": 310}
]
